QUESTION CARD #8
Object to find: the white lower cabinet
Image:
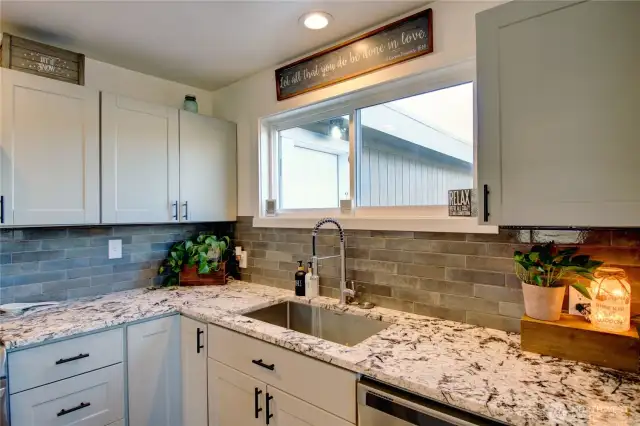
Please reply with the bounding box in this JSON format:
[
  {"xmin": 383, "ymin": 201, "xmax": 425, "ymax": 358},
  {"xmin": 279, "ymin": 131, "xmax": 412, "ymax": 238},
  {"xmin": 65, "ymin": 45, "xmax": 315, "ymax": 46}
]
[
  {"xmin": 10, "ymin": 363, "xmax": 124, "ymax": 426},
  {"xmin": 127, "ymin": 315, "xmax": 181, "ymax": 426},
  {"xmin": 266, "ymin": 387, "xmax": 353, "ymax": 426},
  {"xmin": 181, "ymin": 316, "xmax": 208, "ymax": 426},
  {"xmin": 209, "ymin": 359, "xmax": 266, "ymax": 426}
]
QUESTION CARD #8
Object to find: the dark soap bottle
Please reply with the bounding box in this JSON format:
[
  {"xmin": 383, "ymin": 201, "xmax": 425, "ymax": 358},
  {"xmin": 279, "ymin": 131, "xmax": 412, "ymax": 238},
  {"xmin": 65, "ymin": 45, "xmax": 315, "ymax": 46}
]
[{"xmin": 295, "ymin": 261, "xmax": 306, "ymax": 296}]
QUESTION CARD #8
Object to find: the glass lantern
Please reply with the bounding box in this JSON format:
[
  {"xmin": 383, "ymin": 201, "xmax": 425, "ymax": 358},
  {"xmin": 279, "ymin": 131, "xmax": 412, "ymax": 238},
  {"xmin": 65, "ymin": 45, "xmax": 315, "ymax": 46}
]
[{"xmin": 590, "ymin": 267, "xmax": 631, "ymax": 332}]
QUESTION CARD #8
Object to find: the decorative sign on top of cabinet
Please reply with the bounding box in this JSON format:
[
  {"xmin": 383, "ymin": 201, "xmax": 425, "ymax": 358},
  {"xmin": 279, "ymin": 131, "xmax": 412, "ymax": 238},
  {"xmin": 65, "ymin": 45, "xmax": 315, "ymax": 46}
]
[
  {"xmin": 476, "ymin": 0, "xmax": 640, "ymax": 227},
  {"xmin": 0, "ymin": 68, "xmax": 100, "ymax": 226}
]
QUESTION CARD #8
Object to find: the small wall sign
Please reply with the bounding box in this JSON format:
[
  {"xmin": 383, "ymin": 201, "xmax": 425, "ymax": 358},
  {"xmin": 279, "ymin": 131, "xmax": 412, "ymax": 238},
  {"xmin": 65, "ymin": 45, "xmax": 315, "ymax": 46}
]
[
  {"xmin": 448, "ymin": 189, "xmax": 475, "ymax": 217},
  {"xmin": 275, "ymin": 9, "xmax": 433, "ymax": 101}
]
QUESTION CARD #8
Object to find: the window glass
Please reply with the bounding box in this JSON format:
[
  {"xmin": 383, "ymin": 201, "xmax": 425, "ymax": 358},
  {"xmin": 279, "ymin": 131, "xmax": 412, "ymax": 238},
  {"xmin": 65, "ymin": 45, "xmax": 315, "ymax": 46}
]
[
  {"xmin": 278, "ymin": 115, "xmax": 350, "ymax": 209},
  {"xmin": 357, "ymin": 82, "xmax": 474, "ymax": 207}
]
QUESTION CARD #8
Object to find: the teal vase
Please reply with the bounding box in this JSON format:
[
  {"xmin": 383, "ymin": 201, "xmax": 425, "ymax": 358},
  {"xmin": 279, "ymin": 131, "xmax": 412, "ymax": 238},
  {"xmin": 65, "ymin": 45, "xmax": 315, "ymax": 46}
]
[{"xmin": 183, "ymin": 95, "xmax": 198, "ymax": 113}]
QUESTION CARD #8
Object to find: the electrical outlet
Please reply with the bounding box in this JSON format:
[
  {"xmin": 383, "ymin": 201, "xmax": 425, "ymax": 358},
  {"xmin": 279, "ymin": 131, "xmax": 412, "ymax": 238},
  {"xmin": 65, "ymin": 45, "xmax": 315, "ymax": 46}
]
[{"xmin": 108, "ymin": 239, "xmax": 122, "ymax": 259}]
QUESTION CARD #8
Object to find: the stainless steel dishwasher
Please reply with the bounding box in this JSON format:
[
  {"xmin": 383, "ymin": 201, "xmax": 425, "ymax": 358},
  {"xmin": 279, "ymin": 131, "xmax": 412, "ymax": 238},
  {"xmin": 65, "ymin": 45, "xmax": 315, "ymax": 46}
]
[{"xmin": 358, "ymin": 378, "xmax": 507, "ymax": 426}]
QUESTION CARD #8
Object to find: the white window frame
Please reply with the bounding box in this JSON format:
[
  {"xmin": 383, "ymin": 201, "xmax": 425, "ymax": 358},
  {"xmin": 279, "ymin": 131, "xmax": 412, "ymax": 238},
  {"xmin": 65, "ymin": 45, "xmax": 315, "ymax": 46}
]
[{"xmin": 257, "ymin": 59, "xmax": 498, "ymax": 234}]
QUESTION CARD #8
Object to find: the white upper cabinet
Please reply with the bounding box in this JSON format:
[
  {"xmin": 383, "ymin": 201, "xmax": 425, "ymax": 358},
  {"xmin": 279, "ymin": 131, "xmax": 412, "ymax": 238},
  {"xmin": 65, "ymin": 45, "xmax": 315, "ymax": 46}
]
[
  {"xmin": 179, "ymin": 110, "xmax": 237, "ymax": 222},
  {"xmin": 101, "ymin": 93, "xmax": 179, "ymax": 223},
  {"xmin": 0, "ymin": 69, "xmax": 100, "ymax": 225},
  {"xmin": 477, "ymin": 1, "xmax": 640, "ymax": 227}
]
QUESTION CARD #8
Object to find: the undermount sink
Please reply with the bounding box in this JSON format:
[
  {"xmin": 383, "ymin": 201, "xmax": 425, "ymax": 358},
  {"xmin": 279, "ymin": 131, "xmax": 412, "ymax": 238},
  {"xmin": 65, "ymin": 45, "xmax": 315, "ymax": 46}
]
[{"xmin": 243, "ymin": 301, "xmax": 390, "ymax": 347}]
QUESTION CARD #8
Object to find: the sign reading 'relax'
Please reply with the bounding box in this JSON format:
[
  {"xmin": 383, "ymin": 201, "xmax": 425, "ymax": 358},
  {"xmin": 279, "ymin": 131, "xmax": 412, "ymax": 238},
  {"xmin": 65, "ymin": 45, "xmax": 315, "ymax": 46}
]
[
  {"xmin": 275, "ymin": 9, "xmax": 433, "ymax": 101},
  {"xmin": 448, "ymin": 189, "xmax": 475, "ymax": 217}
]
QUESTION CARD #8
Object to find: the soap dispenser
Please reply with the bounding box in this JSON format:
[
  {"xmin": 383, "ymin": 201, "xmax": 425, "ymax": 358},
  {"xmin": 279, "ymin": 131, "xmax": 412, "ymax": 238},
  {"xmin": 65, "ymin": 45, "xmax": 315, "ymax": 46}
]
[{"xmin": 295, "ymin": 261, "xmax": 306, "ymax": 296}]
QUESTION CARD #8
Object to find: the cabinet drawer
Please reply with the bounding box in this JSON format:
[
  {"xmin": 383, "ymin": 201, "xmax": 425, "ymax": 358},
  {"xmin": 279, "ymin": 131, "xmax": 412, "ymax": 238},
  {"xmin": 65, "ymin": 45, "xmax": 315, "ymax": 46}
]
[
  {"xmin": 8, "ymin": 328, "xmax": 123, "ymax": 394},
  {"xmin": 10, "ymin": 363, "xmax": 124, "ymax": 426},
  {"xmin": 208, "ymin": 325, "xmax": 356, "ymax": 423}
]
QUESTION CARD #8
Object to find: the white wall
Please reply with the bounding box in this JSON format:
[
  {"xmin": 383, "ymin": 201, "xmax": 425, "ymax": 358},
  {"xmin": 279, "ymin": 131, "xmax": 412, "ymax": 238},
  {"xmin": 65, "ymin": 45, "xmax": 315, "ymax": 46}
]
[
  {"xmin": 85, "ymin": 59, "xmax": 213, "ymax": 116},
  {"xmin": 210, "ymin": 1, "xmax": 503, "ymax": 216}
]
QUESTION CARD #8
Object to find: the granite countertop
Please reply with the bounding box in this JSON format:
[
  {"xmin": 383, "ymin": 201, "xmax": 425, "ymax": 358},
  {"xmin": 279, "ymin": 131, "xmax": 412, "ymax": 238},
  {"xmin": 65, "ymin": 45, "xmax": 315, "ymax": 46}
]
[{"xmin": 1, "ymin": 282, "xmax": 638, "ymax": 426}]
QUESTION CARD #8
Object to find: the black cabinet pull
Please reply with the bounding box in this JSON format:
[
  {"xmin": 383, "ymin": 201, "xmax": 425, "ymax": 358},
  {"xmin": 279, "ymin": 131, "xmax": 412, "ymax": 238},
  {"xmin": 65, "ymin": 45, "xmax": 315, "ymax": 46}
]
[
  {"xmin": 57, "ymin": 402, "xmax": 90, "ymax": 417},
  {"xmin": 172, "ymin": 201, "xmax": 178, "ymax": 220},
  {"xmin": 55, "ymin": 353, "xmax": 89, "ymax": 365},
  {"xmin": 196, "ymin": 328, "xmax": 204, "ymax": 354},
  {"xmin": 483, "ymin": 184, "xmax": 490, "ymax": 222},
  {"xmin": 0, "ymin": 195, "xmax": 4, "ymax": 224},
  {"xmin": 182, "ymin": 201, "xmax": 189, "ymax": 220},
  {"xmin": 254, "ymin": 387, "xmax": 263, "ymax": 419},
  {"xmin": 266, "ymin": 393, "xmax": 274, "ymax": 425},
  {"xmin": 252, "ymin": 359, "xmax": 275, "ymax": 371}
]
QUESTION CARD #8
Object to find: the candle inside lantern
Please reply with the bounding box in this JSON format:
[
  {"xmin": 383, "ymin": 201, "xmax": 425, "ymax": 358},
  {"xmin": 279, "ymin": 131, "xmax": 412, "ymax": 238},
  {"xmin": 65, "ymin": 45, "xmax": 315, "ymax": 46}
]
[{"xmin": 590, "ymin": 267, "xmax": 631, "ymax": 332}]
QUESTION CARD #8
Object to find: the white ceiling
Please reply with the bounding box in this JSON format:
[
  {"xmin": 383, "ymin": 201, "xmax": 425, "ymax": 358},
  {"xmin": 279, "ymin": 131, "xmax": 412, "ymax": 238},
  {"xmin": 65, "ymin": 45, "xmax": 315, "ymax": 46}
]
[{"xmin": 1, "ymin": 1, "xmax": 424, "ymax": 90}]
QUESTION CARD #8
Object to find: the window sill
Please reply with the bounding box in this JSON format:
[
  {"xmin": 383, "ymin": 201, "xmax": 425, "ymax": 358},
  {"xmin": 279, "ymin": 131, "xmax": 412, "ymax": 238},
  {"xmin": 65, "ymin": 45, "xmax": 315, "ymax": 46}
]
[{"xmin": 252, "ymin": 216, "xmax": 498, "ymax": 234}]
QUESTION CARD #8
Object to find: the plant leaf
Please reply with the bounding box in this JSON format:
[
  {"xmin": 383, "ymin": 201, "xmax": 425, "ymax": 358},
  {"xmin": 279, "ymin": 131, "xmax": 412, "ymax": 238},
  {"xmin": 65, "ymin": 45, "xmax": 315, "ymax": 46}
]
[{"xmin": 571, "ymin": 283, "xmax": 592, "ymax": 299}]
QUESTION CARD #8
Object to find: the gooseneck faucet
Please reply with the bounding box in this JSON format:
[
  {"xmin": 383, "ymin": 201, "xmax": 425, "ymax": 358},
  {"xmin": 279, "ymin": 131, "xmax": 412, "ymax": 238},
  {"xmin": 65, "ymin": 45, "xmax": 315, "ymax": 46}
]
[{"xmin": 311, "ymin": 218, "xmax": 355, "ymax": 304}]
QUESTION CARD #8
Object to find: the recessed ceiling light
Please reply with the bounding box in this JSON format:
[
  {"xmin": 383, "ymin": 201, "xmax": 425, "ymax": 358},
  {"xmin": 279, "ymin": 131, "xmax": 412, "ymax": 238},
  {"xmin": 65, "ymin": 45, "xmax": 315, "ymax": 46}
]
[{"xmin": 300, "ymin": 12, "xmax": 332, "ymax": 30}]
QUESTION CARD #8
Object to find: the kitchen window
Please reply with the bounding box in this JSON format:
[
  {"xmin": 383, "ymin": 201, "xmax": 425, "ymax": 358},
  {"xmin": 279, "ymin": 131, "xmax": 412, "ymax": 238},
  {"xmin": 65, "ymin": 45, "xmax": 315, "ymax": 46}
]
[{"xmin": 259, "ymin": 60, "xmax": 493, "ymax": 233}]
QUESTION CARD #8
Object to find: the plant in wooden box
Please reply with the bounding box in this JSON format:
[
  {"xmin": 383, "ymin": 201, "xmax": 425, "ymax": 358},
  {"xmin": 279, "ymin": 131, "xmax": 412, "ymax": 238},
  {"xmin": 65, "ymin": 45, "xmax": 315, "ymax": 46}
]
[
  {"xmin": 158, "ymin": 234, "xmax": 230, "ymax": 286},
  {"xmin": 514, "ymin": 242, "xmax": 603, "ymax": 321}
]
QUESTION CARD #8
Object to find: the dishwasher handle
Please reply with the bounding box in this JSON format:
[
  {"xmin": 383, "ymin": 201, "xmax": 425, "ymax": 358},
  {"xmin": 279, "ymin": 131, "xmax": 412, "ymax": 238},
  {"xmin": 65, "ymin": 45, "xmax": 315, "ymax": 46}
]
[{"xmin": 357, "ymin": 381, "xmax": 502, "ymax": 426}]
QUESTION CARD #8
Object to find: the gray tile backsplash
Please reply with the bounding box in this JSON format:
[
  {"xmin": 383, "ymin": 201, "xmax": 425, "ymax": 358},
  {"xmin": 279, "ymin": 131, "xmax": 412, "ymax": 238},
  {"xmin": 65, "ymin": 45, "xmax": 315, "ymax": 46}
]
[{"xmin": 0, "ymin": 223, "xmax": 233, "ymax": 304}]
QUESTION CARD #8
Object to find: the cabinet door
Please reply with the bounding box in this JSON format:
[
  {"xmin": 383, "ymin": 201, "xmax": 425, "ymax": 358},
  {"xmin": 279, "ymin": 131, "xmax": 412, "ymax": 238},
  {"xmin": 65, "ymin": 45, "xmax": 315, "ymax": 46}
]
[
  {"xmin": 179, "ymin": 110, "xmax": 237, "ymax": 222},
  {"xmin": 208, "ymin": 359, "xmax": 264, "ymax": 426},
  {"xmin": 0, "ymin": 68, "xmax": 99, "ymax": 225},
  {"xmin": 181, "ymin": 316, "xmax": 208, "ymax": 426},
  {"xmin": 127, "ymin": 315, "xmax": 181, "ymax": 426},
  {"xmin": 266, "ymin": 387, "xmax": 353, "ymax": 426},
  {"xmin": 101, "ymin": 93, "xmax": 179, "ymax": 223},
  {"xmin": 477, "ymin": 1, "xmax": 640, "ymax": 227}
]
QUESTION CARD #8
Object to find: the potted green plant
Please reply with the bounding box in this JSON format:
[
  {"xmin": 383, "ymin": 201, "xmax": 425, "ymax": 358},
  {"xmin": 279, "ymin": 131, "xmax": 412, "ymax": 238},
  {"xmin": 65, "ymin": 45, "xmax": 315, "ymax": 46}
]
[
  {"xmin": 158, "ymin": 234, "xmax": 231, "ymax": 286},
  {"xmin": 514, "ymin": 242, "xmax": 603, "ymax": 321}
]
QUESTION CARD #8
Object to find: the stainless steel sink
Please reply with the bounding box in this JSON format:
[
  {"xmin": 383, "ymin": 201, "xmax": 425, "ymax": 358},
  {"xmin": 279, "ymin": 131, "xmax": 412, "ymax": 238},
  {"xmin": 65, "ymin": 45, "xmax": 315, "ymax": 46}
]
[{"xmin": 243, "ymin": 301, "xmax": 390, "ymax": 347}]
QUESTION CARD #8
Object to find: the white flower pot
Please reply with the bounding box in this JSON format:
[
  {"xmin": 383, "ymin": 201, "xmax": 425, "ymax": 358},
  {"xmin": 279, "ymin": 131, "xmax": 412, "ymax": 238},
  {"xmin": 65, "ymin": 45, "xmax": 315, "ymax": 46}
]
[{"xmin": 521, "ymin": 282, "xmax": 565, "ymax": 321}]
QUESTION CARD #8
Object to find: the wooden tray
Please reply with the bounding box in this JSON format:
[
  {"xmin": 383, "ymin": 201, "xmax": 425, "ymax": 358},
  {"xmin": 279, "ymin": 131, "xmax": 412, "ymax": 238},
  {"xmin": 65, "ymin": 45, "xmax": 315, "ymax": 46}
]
[
  {"xmin": 521, "ymin": 314, "xmax": 639, "ymax": 372},
  {"xmin": 180, "ymin": 262, "xmax": 227, "ymax": 286}
]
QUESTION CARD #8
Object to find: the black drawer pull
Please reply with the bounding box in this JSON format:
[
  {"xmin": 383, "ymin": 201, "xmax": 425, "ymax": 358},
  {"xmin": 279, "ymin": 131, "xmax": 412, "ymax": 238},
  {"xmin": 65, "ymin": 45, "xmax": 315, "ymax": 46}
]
[
  {"xmin": 266, "ymin": 393, "xmax": 274, "ymax": 425},
  {"xmin": 252, "ymin": 359, "xmax": 275, "ymax": 371},
  {"xmin": 483, "ymin": 184, "xmax": 490, "ymax": 222},
  {"xmin": 57, "ymin": 402, "xmax": 90, "ymax": 417},
  {"xmin": 196, "ymin": 328, "xmax": 205, "ymax": 354},
  {"xmin": 55, "ymin": 353, "xmax": 89, "ymax": 365},
  {"xmin": 0, "ymin": 195, "xmax": 4, "ymax": 224},
  {"xmin": 254, "ymin": 387, "xmax": 263, "ymax": 419}
]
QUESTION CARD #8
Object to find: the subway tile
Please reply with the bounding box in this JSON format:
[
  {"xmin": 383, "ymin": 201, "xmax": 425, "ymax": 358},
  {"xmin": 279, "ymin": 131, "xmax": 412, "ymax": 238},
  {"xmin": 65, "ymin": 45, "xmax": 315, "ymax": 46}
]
[
  {"xmin": 7, "ymin": 283, "xmax": 42, "ymax": 299},
  {"xmin": 251, "ymin": 250, "xmax": 267, "ymax": 259},
  {"xmin": 474, "ymin": 284, "xmax": 524, "ymax": 303},
  {"xmin": 112, "ymin": 279, "xmax": 151, "ymax": 292},
  {"xmin": 0, "ymin": 262, "xmax": 39, "ymax": 276},
  {"xmin": 391, "ymin": 288, "xmax": 440, "ymax": 306},
  {"xmin": 505, "ymin": 274, "xmax": 522, "ymax": 289},
  {"xmin": 414, "ymin": 304, "xmax": 466, "ymax": 322},
  {"xmin": 498, "ymin": 302, "xmax": 526, "ymax": 318},
  {"xmin": 68, "ymin": 284, "xmax": 113, "ymax": 299},
  {"xmin": 42, "ymin": 277, "xmax": 91, "ymax": 293},
  {"xmin": 346, "ymin": 237, "xmax": 386, "ymax": 249},
  {"xmin": 445, "ymin": 268, "xmax": 505, "ymax": 286},
  {"xmin": 113, "ymin": 262, "xmax": 152, "ymax": 273},
  {"xmin": 90, "ymin": 254, "xmax": 133, "ymax": 266},
  {"xmin": 252, "ymin": 241, "xmax": 278, "ymax": 251},
  {"xmin": 440, "ymin": 294, "xmax": 499, "ymax": 314},
  {"xmin": 316, "ymin": 235, "xmax": 339, "ymax": 246},
  {"xmin": 91, "ymin": 236, "xmax": 133, "ymax": 246},
  {"xmin": 130, "ymin": 252, "xmax": 163, "ymax": 263},
  {"xmin": 0, "ymin": 254, "xmax": 10, "ymax": 264},
  {"xmin": 253, "ymin": 258, "xmax": 275, "ymax": 269},
  {"xmin": 41, "ymin": 238, "xmax": 91, "ymax": 250},
  {"xmin": 67, "ymin": 267, "xmax": 94, "ymax": 279},
  {"xmin": 578, "ymin": 247, "xmax": 640, "ymax": 266},
  {"xmin": 353, "ymin": 259, "xmax": 398, "ymax": 274},
  {"xmin": 414, "ymin": 232, "xmax": 466, "ymax": 241},
  {"xmin": 466, "ymin": 230, "xmax": 530, "ymax": 243},
  {"xmin": 40, "ymin": 258, "xmax": 91, "ymax": 272},
  {"xmin": 262, "ymin": 269, "xmax": 292, "ymax": 280},
  {"xmin": 412, "ymin": 252, "xmax": 466, "ymax": 267},
  {"xmin": 266, "ymin": 251, "xmax": 293, "ymax": 262},
  {"xmin": 397, "ymin": 264, "xmax": 445, "ymax": 279},
  {"xmin": 128, "ymin": 243, "xmax": 154, "ymax": 253},
  {"xmin": 370, "ymin": 250, "xmax": 412, "ymax": 263},
  {"xmin": 427, "ymin": 241, "xmax": 487, "ymax": 256},
  {"xmin": 0, "ymin": 287, "xmax": 14, "ymax": 304},
  {"xmin": 241, "ymin": 232, "xmax": 262, "ymax": 241},
  {"xmin": 346, "ymin": 248, "xmax": 370, "ymax": 259},
  {"xmin": 22, "ymin": 228, "xmax": 68, "ymax": 240},
  {"xmin": 369, "ymin": 294, "xmax": 413, "ymax": 313},
  {"xmin": 9, "ymin": 271, "xmax": 67, "ymax": 286},
  {"xmin": 68, "ymin": 227, "xmax": 113, "ymax": 237},
  {"xmin": 612, "ymin": 230, "xmax": 640, "ymax": 248},
  {"xmin": 466, "ymin": 256, "xmax": 514, "ymax": 273},
  {"xmin": 277, "ymin": 261, "xmax": 297, "ymax": 271},
  {"xmin": 66, "ymin": 247, "xmax": 103, "ymax": 259},
  {"xmin": 357, "ymin": 283, "xmax": 391, "ymax": 297},
  {"xmin": 285, "ymin": 234, "xmax": 310, "ymax": 244},
  {"xmin": 485, "ymin": 243, "xmax": 532, "ymax": 259},
  {"xmin": 373, "ymin": 273, "xmax": 419, "ymax": 288},
  {"xmin": 319, "ymin": 286, "xmax": 339, "ymax": 299},
  {"xmin": 15, "ymin": 290, "xmax": 67, "ymax": 303},
  {"xmin": 275, "ymin": 243, "xmax": 303, "ymax": 253},
  {"xmin": 113, "ymin": 225, "xmax": 153, "ymax": 236},
  {"xmin": 1, "ymin": 241, "xmax": 42, "ymax": 253},
  {"xmin": 350, "ymin": 270, "xmax": 376, "ymax": 283},
  {"xmin": 417, "ymin": 279, "xmax": 474, "ymax": 297},
  {"xmin": 465, "ymin": 311, "xmax": 520, "ymax": 333},
  {"xmin": 370, "ymin": 230, "xmax": 414, "ymax": 239}
]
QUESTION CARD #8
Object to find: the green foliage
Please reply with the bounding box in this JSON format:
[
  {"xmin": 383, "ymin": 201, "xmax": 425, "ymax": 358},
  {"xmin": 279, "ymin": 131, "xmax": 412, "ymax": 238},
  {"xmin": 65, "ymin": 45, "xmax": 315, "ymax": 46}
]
[
  {"xmin": 157, "ymin": 233, "xmax": 231, "ymax": 286},
  {"xmin": 514, "ymin": 241, "xmax": 603, "ymax": 298}
]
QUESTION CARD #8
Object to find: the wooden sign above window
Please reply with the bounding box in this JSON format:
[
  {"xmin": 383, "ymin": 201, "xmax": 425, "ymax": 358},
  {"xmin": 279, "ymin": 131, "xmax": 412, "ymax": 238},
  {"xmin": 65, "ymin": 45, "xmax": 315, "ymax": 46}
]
[{"xmin": 275, "ymin": 9, "xmax": 433, "ymax": 101}]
